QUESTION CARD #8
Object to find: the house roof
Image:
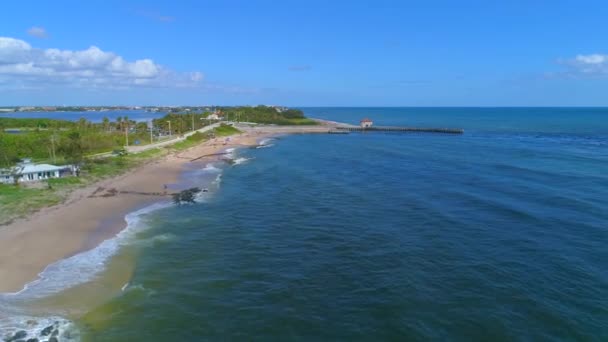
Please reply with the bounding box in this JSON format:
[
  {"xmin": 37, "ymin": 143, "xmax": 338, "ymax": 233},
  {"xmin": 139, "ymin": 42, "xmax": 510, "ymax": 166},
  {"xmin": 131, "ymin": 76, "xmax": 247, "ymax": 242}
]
[
  {"xmin": 1, "ymin": 163, "xmax": 69, "ymax": 175},
  {"xmin": 21, "ymin": 164, "xmax": 68, "ymax": 173}
]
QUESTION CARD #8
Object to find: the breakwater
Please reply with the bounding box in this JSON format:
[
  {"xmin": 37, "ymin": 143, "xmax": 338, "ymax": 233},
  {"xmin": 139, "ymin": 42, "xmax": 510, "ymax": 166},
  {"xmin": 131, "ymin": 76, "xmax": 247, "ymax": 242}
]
[{"xmin": 334, "ymin": 126, "xmax": 464, "ymax": 134}]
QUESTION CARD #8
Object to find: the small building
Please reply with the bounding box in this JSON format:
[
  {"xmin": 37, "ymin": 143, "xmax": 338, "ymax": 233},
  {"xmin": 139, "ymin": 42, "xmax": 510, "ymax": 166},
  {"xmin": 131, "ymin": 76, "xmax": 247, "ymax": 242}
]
[
  {"xmin": 360, "ymin": 118, "xmax": 373, "ymax": 128},
  {"xmin": 207, "ymin": 110, "xmax": 223, "ymax": 121},
  {"xmin": 0, "ymin": 159, "xmax": 73, "ymax": 184}
]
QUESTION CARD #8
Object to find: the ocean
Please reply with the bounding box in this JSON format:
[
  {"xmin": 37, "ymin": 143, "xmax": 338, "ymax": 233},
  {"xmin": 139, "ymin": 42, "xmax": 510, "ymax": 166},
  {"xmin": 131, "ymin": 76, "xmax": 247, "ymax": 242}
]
[{"xmin": 1, "ymin": 108, "xmax": 607, "ymax": 341}]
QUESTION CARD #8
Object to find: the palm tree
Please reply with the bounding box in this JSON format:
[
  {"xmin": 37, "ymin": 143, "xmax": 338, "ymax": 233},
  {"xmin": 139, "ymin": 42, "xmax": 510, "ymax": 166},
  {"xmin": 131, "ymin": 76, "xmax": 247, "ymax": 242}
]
[
  {"xmin": 124, "ymin": 116, "xmax": 130, "ymax": 146},
  {"xmin": 78, "ymin": 117, "xmax": 88, "ymax": 131},
  {"xmin": 116, "ymin": 116, "xmax": 123, "ymax": 132},
  {"xmin": 102, "ymin": 117, "xmax": 110, "ymax": 132}
]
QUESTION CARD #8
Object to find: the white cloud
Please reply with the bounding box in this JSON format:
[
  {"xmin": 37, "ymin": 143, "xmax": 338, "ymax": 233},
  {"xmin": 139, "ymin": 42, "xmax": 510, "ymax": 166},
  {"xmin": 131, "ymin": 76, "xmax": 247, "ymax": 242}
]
[
  {"xmin": 559, "ymin": 53, "xmax": 608, "ymax": 76},
  {"xmin": 27, "ymin": 26, "xmax": 48, "ymax": 39},
  {"xmin": 0, "ymin": 37, "xmax": 203, "ymax": 89}
]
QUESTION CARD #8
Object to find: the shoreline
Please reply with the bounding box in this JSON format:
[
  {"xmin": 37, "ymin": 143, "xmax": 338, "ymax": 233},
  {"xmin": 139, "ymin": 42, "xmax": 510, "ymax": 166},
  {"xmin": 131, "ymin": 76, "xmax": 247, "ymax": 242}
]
[{"xmin": 0, "ymin": 129, "xmax": 271, "ymax": 294}]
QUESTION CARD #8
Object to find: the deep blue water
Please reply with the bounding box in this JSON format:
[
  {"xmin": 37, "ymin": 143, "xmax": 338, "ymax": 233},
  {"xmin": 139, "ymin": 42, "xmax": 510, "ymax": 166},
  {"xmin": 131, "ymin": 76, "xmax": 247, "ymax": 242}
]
[{"xmin": 81, "ymin": 108, "xmax": 607, "ymax": 340}]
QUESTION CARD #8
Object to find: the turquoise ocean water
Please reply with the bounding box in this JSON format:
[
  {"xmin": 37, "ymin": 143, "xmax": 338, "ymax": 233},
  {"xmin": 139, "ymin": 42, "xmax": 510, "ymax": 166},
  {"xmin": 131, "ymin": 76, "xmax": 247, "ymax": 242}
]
[{"xmin": 2, "ymin": 108, "xmax": 607, "ymax": 341}]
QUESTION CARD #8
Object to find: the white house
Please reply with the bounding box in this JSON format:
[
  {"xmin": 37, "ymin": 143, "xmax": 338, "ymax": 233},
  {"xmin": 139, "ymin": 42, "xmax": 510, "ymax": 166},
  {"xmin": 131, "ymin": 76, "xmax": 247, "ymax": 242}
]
[
  {"xmin": 0, "ymin": 159, "xmax": 72, "ymax": 184},
  {"xmin": 360, "ymin": 118, "xmax": 373, "ymax": 128},
  {"xmin": 207, "ymin": 110, "xmax": 223, "ymax": 120}
]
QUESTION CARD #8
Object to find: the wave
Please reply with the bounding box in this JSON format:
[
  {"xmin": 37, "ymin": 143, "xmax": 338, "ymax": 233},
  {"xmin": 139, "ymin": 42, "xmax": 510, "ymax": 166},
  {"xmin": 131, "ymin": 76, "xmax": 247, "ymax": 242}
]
[
  {"xmin": 134, "ymin": 233, "xmax": 177, "ymax": 248},
  {"xmin": 120, "ymin": 283, "xmax": 156, "ymax": 297},
  {"xmin": 257, "ymin": 138, "xmax": 275, "ymax": 148},
  {"xmin": 224, "ymin": 148, "xmax": 236, "ymax": 159},
  {"xmin": 202, "ymin": 164, "xmax": 221, "ymax": 173},
  {"xmin": 212, "ymin": 174, "xmax": 222, "ymax": 187},
  {"xmin": 233, "ymin": 157, "xmax": 252, "ymax": 165}
]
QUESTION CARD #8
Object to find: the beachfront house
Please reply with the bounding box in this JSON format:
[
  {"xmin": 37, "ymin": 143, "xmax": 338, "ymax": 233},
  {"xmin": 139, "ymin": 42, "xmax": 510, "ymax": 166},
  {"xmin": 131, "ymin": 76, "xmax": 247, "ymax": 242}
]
[
  {"xmin": 0, "ymin": 159, "xmax": 73, "ymax": 184},
  {"xmin": 360, "ymin": 118, "xmax": 373, "ymax": 128}
]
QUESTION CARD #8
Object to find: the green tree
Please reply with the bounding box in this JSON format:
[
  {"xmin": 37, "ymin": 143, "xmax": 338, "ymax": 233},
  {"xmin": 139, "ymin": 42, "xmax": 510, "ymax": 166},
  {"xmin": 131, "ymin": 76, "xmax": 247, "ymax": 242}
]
[
  {"xmin": 116, "ymin": 116, "xmax": 123, "ymax": 132},
  {"xmin": 102, "ymin": 117, "xmax": 110, "ymax": 132},
  {"xmin": 61, "ymin": 131, "xmax": 85, "ymax": 167},
  {"xmin": 78, "ymin": 117, "xmax": 88, "ymax": 131}
]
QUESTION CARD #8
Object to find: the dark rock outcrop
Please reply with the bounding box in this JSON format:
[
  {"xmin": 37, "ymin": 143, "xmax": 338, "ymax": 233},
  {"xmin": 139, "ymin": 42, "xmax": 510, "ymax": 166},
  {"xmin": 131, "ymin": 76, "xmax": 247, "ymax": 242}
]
[{"xmin": 40, "ymin": 326, "xmax": 53, "ymax": 337}]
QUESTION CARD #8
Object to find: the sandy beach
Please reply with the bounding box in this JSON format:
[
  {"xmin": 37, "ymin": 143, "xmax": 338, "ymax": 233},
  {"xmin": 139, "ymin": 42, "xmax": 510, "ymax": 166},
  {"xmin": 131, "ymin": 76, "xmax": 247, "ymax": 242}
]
[{"xmin": 0, "ymin": 129, "xmax": 270, "ymax": 294}]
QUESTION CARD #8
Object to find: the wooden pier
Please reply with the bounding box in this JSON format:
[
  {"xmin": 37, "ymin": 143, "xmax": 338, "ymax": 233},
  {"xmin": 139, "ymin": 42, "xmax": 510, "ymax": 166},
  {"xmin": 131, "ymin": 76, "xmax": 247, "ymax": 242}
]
[{"xmin": 333, "ymin": 126, "xmax": 464, "ymax": 134}]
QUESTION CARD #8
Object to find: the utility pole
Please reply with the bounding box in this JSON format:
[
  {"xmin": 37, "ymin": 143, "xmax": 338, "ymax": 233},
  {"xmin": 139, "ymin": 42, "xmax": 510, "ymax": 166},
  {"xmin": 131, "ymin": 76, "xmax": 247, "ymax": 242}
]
[
  {"xmin": 149, "ymin": 120, "xmax": 153, "ymax": 144},
  {"xmin": 167, "ymin": 121, "xmax": 172, "ymax": 138},
  {"xmin": 191, "ymin": 113, "xmax": 195, "ymax": 132},
  {"xmin": 50, "ymin": 133, "xmax": 56, "ymax": 163},
  {"xmin": 124, "ymin": 120, "xmax": 129, "ymax": 146}
]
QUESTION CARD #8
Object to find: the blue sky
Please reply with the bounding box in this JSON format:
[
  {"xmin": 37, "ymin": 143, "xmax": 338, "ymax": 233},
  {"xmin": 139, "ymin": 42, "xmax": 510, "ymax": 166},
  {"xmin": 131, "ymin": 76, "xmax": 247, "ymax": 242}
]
[{"xmin": 1, "ymin": 0, "xmax": 607, "ymax": 106}]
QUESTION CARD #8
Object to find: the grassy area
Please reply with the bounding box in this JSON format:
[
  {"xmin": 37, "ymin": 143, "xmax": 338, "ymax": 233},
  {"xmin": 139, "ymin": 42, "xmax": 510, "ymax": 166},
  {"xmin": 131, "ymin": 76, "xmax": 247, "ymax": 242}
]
[
  {"xmin": 171, "ymin": 125, "xmax": 241, "ymax": 150},
  {"xmin": 83, "ymin": 148, "xmax": 166, "ymax": 179},
  {"xmin": 0, "ymin": 184, "xmax": 63, "ymax": 224},
  {"xmin": 280, "ymin": 118, "xmax": 318, "ymax": 125},
  {"xmin": 171, "ymin": 132, "xmax": 208, "ymax": 151},
  {"xmin": 213, "ymin": 124, "xmax": 242, "ymax": 136}
]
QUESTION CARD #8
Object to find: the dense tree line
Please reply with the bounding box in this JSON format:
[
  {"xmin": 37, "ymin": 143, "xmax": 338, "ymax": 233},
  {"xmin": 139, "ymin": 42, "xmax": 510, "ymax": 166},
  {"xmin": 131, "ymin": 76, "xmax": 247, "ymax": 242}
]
[
  {"xmin": 0, "ymin": 118, "xmax": 75, "ymax": 129},
  {"xmin": 217, "ymin": 106, "xmax": 312, "ymax": 124}
]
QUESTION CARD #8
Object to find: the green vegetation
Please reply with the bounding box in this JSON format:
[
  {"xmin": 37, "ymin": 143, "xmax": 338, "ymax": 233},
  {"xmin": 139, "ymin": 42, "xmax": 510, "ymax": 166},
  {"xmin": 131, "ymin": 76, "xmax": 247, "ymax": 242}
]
[
  {"xmin": 0, "ymin": 117, "xmax": 75, "ymax": 129},
  {"xmin": 213, "ymin": 124, "xmax": 241, "ymax": 136},
  {"xmin": 171, "ymin": 132, "xmax": 208, "ymax": 151},
  {"xmin": 0, "ymin": 184, "xmax": 63, "ymax": 223},
  {"xmin": 218, "ymin": 106, "xmax": 316, "ymax": 125},
  {"xmin": 170, "ymin": 124, "xmax": 241, "ymax": 150},
  {"xmin": 152, "ymin": 112, "xmax": 214, "ymax": 136},
  {"xmin": 0, "ymin": 114, "xmax": 216, "ymax": 167}
]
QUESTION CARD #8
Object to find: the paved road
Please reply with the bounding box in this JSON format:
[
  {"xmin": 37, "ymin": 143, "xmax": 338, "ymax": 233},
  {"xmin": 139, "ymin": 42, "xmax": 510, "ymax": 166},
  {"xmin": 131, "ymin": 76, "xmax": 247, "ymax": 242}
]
[{"xmin": 125, "ymin": 122, "xmax": 223, "ymax": 154}]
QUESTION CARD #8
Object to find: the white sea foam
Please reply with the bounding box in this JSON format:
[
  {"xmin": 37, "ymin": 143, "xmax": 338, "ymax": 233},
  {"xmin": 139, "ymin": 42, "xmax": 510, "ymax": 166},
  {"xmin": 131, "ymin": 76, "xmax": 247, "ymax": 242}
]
[
  {"xmin": 121, "ymin": 283, "xmax": 156, "ymax": 297},
  {"xmin": 256, "ymin": 138, "xmax": 275, "ymax": 149},
  {"xmin": 202, "ymin": 164, "xmax": 221, "ymax": 173},
  {"xmin": 135, "ymin": 232, "xmax": 177, "ymax": 248},
  {"xmin": 233, "ymin": 157, "xmax": 252, "ymax": 165},
  {"xmin": 224, "ymin": 148, "xmax": 236, "ymax": 159},
  {"xmin": 259, "ymin": 138, "xmax": 274, "ymax": 146}
]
